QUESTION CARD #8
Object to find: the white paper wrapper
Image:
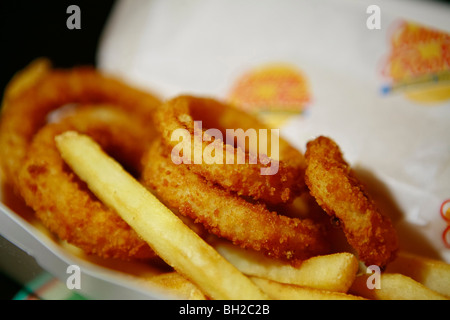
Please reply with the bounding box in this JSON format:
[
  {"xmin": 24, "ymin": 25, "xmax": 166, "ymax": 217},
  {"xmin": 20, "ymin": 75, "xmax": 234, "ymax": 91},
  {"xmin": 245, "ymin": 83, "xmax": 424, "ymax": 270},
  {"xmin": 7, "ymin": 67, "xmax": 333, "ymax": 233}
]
[{"xmin": 1, "ymin": 0, "xmax": 450, "ymax": 299}]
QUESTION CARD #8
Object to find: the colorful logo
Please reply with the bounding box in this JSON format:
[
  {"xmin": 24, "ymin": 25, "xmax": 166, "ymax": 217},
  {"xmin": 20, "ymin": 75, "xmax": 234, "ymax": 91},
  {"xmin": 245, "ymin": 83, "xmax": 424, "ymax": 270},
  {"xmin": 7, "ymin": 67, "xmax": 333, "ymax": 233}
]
[
  {"xmin": 228, "ymin": 63, "xmax": 311, "ymax": 128},
  {"xmin": 381, "ymin": 20, "xmax": 450, "ymax": 104},
  {"xmin": 441, "ymin": 199, "xmax": 450, "ymax": 249}
]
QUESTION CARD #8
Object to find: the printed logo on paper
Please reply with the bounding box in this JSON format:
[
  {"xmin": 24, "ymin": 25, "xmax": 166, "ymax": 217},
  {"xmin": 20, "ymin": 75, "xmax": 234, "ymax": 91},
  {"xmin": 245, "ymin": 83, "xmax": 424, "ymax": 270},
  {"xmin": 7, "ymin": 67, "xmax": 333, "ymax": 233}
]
[
  {"xmin": 380, "ymin": 20, "xmax": 450, "ymax": 104},
  {"xmin": 440, "ymin": 199, "xmax": 450, "ymax": 249},
  {"xmin": 228, "ymin": 63, "xmax": 312, "ymax": 128}
]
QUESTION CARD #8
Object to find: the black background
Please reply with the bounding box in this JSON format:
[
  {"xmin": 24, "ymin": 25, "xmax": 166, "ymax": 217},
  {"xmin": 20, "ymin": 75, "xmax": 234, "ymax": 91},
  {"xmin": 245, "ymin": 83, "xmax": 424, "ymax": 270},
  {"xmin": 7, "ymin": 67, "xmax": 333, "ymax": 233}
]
[
  {"xmin": 0, "ymin": 0, "xmax": 116, "ymax": 102},
  {"xmin": 0, "ymin": 0, "xmax": 115, "ymax": 299}
]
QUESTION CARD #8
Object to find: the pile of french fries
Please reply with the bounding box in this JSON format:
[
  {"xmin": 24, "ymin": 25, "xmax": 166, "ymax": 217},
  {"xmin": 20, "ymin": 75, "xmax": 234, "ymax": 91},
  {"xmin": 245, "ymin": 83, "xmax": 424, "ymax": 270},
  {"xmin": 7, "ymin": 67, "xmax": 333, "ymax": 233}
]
[{"xmin": 55, "ymin": 131, "xmax": 450, "ymax": 300}]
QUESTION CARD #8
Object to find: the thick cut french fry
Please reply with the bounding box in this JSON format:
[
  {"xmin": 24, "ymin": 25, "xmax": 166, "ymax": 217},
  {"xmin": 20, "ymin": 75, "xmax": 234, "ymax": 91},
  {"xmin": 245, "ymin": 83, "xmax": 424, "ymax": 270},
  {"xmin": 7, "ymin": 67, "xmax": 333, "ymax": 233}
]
[
  {"xmin": 349, "ymin": 273, "xmax": 448, "ymax": 300},
  {"xmin": 55, "ymin": 131, "xmax": 267, "ymax": 300},
  {"xmin": 385, "ymin": 252, "xmax": 450, "ymax": 298},
  {"xmin": 215, "ymin": 241, "xmax": 358, "ymax": 293},
  {"xmin": 146, "ymin": 272, "xmax": 207, "ymax": 300},
  {"xmin": 250, "ymin": 277, "xmax": 366, "ymax": 300}
]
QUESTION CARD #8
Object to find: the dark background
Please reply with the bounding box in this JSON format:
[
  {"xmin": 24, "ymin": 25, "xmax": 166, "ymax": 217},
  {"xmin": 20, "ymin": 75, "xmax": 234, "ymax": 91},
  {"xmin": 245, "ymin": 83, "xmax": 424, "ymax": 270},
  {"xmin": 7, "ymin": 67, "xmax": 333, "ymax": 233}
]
[
  {"xmin": 0, "ymin": 0, "xmax": 115, "ymax": 299},
  {"xmin": 0, "ymin": 0, "xmax": 116, "ymax": 102}
]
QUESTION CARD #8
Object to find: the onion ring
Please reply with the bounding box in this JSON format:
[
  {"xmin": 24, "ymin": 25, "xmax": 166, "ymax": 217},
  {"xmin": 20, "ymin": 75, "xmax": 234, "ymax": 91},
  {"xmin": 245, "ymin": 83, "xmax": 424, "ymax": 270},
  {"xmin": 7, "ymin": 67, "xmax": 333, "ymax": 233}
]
[
  {"xmin": 304, "ymin": 136, "xmax": 398, "ymax": 267},
  {"xmin": 18, "ymin": 106, "xmax": 156, "ymax": 260},
  {"xmin": 0, "ymin": 59, "xmax": 160, "ymax": 193},
  {"xmin": 155, "ymin": 95, "xmax": 306, "ymax": 204},
  {"xmin": 141, "ymin": 140, "xmax": 330, "ymax": 263}
]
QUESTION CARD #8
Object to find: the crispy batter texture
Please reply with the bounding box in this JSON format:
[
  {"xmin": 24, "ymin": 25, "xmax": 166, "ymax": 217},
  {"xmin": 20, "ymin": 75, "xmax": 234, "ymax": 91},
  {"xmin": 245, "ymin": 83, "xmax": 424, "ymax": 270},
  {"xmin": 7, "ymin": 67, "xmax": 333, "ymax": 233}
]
[
  {"xmin": 156, "ymin": 95, "xmax": 306, "ymax": 204},
  {"xmin": 18, "ymin": 106, "xmax": 155, "ymax": 260},
  {"xmin": 0, "ymin": 61, "xmax": 160, "ymax": 193},
  {"xmin": 141, "ymin": 141, "xmax": 330, "ymax": 263},
  {"xmin": 304, "ymin": 136, "xmax": 398, "ymax": 267}
]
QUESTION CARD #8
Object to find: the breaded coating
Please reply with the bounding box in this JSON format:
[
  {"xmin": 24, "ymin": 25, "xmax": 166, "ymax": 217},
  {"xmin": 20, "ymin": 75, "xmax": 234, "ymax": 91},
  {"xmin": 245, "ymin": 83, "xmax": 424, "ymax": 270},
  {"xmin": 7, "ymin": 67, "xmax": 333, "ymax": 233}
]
[
  {"xmin": 142, "ymin": 141, "xmax": 330, "ymax": 264},
  {"xmin": 155, "ymin": 95, "xmax": 306, "ymax": 204},
  {"xmin": 18, "ymin": 106, "xmax": 155, "ymax": 260},
  {"xmin": 305, "ymin": 136, "xmax": 398, "ymax": 267},
  {"xmin": 0, "ymin": 62, "xmax": 160, "ymax": 194}
]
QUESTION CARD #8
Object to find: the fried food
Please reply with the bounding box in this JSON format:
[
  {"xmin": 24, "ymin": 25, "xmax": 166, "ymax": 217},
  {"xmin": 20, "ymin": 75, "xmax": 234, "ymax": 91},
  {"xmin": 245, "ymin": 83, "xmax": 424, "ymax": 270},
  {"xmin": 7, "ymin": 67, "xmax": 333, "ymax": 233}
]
[
  {"xmin": 250, "ymin": 277, "xmax": 366, "ymax": 300},
  {"xmin": 385, "ymin": 252, "xmax": 450, "ymax": 298},
  {"xmin": 18, "ymin": 106, "xmax": 155, "ymax": 260},
  {"xmin": 215, "ymin": 241, "xmax": 358, "ymax": 292},
  {"xmin": 4, "ymin": 59, "xmax": 447, "ymax": 300},
  {"xmin": 55, "ymin": 131, "xmax": 268, "ymax": 300},
  {"xmin": 0, "ymin": 59, "xmax": 160, "ymax": 194},
  {"xmin": 155, "ymin": 95, "xmax": 306, "ymax": 204},
  {"xmin": 349, "ymin": 273, "xmax": 448, "ymax": 300},
  {"xmin": 141, "ymin": 140, "xmax": 330, "ymax": 263},
  {"xmin": 146, "ymin": 272, "xmax": 206, "ymax": 300},
  {"xmin": 304, "ymin": 136, "xmax": 398, "ymax": 267}
]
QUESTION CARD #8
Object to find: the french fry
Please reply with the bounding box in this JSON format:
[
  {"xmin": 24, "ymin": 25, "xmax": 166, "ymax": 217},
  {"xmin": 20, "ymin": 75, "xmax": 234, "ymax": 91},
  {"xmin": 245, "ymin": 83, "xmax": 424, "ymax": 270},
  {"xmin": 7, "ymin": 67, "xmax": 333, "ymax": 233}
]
[
  {"xmin": 2, "ymin": 57, "xmax": 51, "ymax": 102},
  {"xmin": 250, "ymin": 277, "xmax": 366, "ymax": 300},
  {"xmin": 215, "ymin": 241, "xmax": 359, "ymax": 293},
  {"xmin": 55, "ymin": 131, "xmax": 267, "ymax": 300},
  {"xmin": 146, "ymin": 272, "xmax": 207, "ymax": 300},
  {"xmin": 349, "ymin": 273, "xmax": 448, "ymax": 300},
  {"xmin": 385, "ymin": 252, "xmax": 450, "ymax": 298}
]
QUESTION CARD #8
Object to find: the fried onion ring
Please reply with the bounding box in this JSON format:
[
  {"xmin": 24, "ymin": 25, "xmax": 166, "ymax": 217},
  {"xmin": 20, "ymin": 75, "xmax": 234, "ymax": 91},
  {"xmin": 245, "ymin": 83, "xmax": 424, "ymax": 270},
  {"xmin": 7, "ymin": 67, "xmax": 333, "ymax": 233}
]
[
  {"xmin": 155, "ymin": 96, "xmax": 306, "ymax": 204},
  {"xmin": 0, "ymin": 59, "xmax": 160, "ymax": 193},
  {"xmin": 141, "ymin": 140, "xmax": 330, "ymax": 263},
  {"xmin": 304, "ymin": 136, "xmax": 398, "ymax": 267},
  {"xmin": 18, "ymin": 106, "xmax": 156, "ymax": 260}
]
